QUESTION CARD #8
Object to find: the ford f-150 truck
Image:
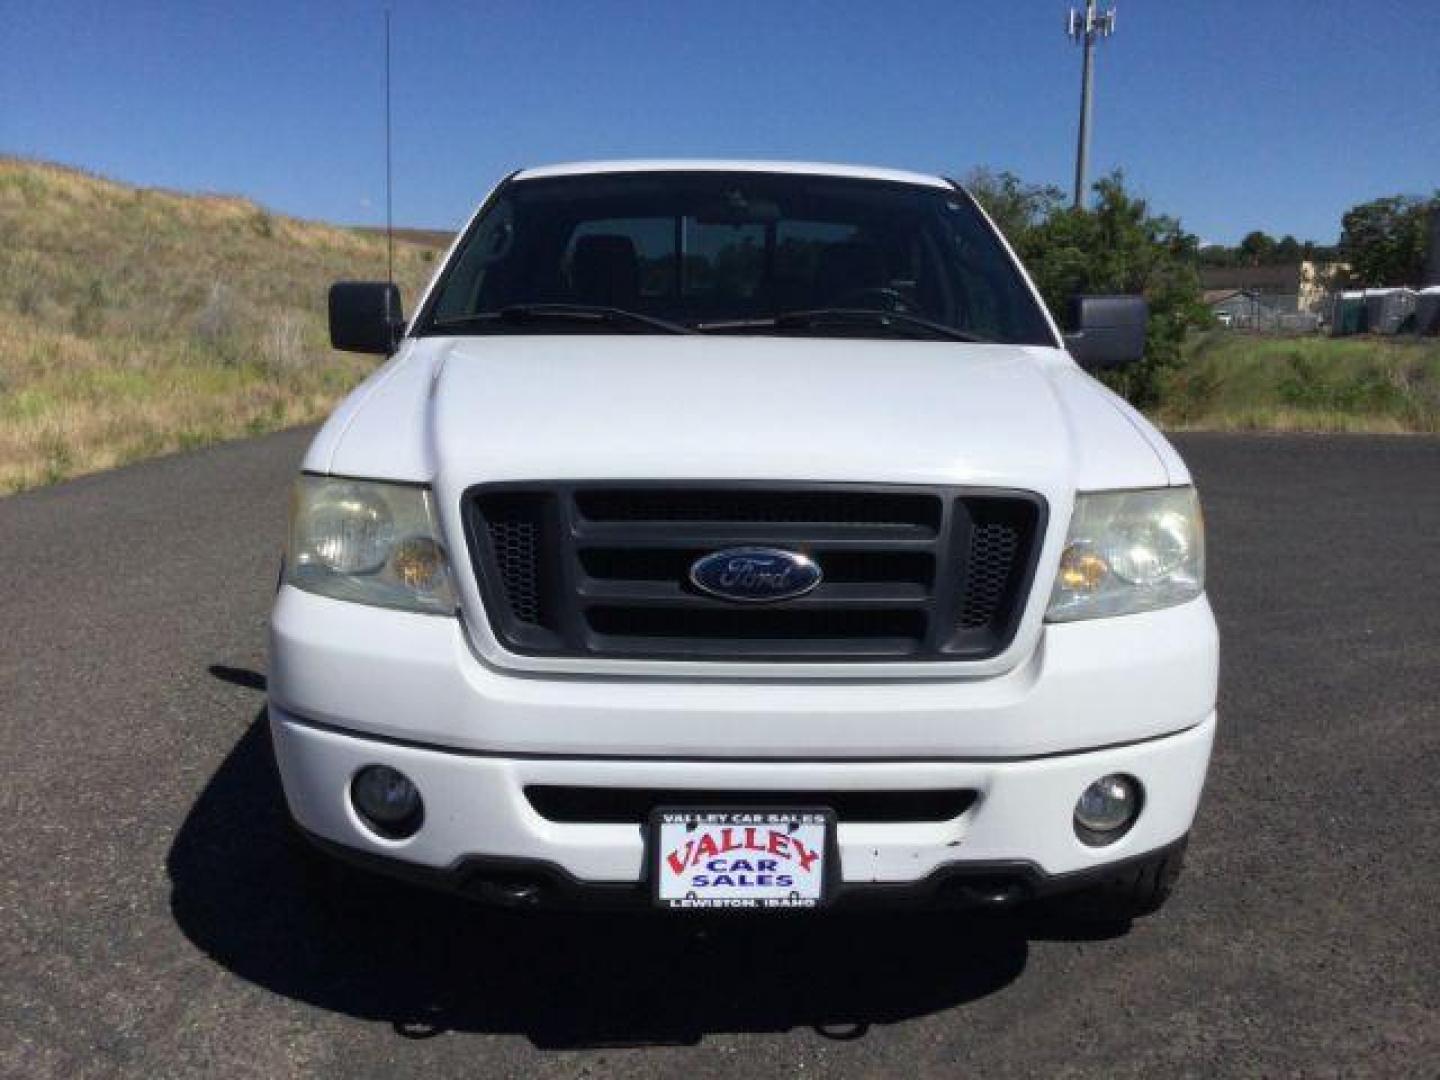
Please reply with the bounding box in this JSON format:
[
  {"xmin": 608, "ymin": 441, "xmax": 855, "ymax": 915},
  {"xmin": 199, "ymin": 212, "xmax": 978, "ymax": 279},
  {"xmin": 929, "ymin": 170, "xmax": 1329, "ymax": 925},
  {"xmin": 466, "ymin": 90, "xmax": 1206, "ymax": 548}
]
[{"xmin": 270, "ymin": 160, "xmax": 1216, "ymax": 918}]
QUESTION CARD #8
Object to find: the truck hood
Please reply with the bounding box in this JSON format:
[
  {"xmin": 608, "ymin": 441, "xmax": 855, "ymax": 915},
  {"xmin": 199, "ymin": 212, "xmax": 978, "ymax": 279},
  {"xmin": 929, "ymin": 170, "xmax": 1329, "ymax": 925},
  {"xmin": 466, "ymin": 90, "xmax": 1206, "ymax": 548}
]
[{"xmin": 307, "ymin": 335, "xmax": 1178, "ymax": 493}]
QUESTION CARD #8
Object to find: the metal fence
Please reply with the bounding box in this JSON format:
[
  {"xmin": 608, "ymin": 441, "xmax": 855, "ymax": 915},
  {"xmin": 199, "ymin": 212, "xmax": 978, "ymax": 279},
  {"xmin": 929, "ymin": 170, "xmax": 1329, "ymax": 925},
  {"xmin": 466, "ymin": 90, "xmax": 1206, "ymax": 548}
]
[
  {"xmin": 1212, "ymin": 293, "xmax": 1320, "ymax": 333},
  {"xmin": 1212, "ymin": 288, "xmax": 1439, "ymax": 337}
]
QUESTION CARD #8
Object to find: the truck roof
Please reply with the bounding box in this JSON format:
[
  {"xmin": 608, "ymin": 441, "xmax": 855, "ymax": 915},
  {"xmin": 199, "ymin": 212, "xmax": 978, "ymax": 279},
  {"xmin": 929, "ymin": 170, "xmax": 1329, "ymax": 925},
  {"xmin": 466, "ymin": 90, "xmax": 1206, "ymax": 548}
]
[{"xmin": 512, "ymin": 159, "xmax": 952, "ymax": 189}]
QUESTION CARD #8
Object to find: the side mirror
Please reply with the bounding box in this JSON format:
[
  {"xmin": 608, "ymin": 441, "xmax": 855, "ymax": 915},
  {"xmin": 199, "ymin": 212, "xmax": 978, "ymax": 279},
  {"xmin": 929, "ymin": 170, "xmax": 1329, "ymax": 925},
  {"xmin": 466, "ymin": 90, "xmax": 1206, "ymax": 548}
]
[
  {"xmin": 1064, "ymin": 294, "xmax": 1148, "ymax": 370},
  {"xmin": 329, "ymin": 281, "xmax": 404, "ymax": 355}
]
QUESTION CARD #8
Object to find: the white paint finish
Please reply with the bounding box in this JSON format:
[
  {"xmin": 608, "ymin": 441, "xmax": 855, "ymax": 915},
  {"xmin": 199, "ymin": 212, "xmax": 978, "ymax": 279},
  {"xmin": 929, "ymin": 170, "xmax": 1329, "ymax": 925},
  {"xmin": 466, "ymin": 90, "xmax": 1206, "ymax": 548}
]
[
  {"xmin": 1046, "ymin": 366, "xmax": 1192, "ymax": 487},
  {"xmin": 1116, "ymin": 395, "xmax": 1193, "ymax": 485},
  {"xmin": 300, "ymin": 350, "xmax": 407, "ymax": 475},
  {"xmin": 414, "ymin": 337, "xmax": 1161, "ymax": 488},
  {"xmin": 268, "ymin": 584, "xmax": 1217, "ymax": 759},
  {"xmin": 310, "ymin": 340, "xmax": 439, "ymax": 480},
  {"xmin": 271, "ymin": 708, "xmax": 1214, "ymax": 882},
  {"xmin": 322, "ymin": 339, "xmax": 1172, "ymax": 492},
  {"xmin": 513, "ymin": 158, "xmax": 952, "ymax": 189}
]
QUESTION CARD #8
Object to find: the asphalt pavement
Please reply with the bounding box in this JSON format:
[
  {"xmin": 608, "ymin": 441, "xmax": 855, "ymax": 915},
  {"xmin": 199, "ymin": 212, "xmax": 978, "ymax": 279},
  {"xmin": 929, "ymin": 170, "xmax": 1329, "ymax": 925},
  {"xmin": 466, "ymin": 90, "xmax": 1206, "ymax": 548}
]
[{"xmin": 1, "ymin": 430, "xmax": 1437, "ymax": 1077}]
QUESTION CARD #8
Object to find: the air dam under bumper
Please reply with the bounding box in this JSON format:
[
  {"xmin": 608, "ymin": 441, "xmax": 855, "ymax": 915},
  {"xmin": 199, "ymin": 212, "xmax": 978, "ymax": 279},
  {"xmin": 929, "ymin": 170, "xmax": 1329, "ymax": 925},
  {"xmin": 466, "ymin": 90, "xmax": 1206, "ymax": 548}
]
[{"xmin": 271, "ymin": 708, "xmax": 1215, "ymax": 892}]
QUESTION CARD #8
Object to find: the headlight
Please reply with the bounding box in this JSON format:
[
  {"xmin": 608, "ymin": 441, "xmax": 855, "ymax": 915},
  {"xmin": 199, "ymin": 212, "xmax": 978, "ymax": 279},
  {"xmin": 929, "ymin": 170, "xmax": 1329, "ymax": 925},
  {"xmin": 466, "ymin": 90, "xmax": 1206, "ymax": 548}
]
[
  {"xmin": 1046, "ymin": 486, "xmax": 1204, "ymax": 622},
  {"xmin": 287, "ymin": 476, "xmax": 457, "ymax": 614}
]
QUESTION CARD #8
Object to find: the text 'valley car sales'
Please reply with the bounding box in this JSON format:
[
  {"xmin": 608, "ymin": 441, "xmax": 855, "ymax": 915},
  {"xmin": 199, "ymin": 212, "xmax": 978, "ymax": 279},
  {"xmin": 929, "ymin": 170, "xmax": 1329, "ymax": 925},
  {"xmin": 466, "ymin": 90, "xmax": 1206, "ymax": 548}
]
[{"xmin": 656, "ymin": 811, "xmax": 829, "ymax": 908}]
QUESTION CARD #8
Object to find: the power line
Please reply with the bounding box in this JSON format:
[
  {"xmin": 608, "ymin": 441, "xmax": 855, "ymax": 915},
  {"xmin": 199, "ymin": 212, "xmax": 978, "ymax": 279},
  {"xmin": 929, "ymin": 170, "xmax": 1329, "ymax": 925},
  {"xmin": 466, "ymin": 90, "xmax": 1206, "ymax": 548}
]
[{"xmin": 1067, "ymin": 0, "xmax": 1116, "ymax": 210}]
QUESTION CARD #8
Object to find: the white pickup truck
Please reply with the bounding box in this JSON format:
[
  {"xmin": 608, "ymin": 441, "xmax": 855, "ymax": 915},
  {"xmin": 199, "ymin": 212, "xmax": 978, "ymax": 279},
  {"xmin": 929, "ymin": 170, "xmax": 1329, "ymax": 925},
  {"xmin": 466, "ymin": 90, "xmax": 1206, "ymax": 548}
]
[{"xmin": 270, "ymin": 160, "xmax": 1216, "ymax": 919}]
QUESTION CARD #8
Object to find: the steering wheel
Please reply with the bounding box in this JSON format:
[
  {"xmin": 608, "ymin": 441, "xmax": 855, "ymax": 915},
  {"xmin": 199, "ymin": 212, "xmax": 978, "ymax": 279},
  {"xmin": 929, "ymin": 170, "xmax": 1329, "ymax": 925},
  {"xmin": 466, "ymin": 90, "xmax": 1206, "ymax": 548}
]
[{"xmin": 829, "ymin": 286, "xmax": 917, "ymax": 313}]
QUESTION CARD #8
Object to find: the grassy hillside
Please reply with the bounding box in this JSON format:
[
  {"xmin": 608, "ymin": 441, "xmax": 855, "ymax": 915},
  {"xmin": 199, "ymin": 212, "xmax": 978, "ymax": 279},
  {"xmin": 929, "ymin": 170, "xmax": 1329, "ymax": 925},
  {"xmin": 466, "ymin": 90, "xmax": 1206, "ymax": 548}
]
[
  {"xmin": 1155, "ymin": 332, "xmax": 1440, "ymax": 434},
  {"xmin": 0, "ymin": 158, "xmax": 438, "ymax": 492}
]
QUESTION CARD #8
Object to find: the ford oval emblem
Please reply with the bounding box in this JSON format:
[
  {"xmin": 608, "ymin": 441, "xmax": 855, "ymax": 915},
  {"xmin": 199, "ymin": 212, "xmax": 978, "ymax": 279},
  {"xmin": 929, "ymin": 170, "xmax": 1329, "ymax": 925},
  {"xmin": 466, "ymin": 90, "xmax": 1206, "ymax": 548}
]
[{"xmin": 689, "ymin": 547, "xmax": 822, "ymax": 604}]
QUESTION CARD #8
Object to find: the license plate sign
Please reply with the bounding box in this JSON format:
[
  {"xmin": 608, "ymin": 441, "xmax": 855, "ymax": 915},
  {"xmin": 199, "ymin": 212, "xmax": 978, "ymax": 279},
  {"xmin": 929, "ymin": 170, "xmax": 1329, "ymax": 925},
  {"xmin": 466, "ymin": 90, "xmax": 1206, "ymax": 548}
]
[{"xmin": 652, "ymin": 808, "xmax": 833, "ymax": 910}]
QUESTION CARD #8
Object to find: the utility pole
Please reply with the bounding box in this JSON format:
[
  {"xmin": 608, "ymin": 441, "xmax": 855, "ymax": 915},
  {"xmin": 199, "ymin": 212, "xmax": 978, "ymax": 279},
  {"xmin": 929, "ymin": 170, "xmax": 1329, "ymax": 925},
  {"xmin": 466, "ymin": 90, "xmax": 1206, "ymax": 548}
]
[{"xmin": 1067, "ymin": 1, "xmax": 1116, "ymax": 209}]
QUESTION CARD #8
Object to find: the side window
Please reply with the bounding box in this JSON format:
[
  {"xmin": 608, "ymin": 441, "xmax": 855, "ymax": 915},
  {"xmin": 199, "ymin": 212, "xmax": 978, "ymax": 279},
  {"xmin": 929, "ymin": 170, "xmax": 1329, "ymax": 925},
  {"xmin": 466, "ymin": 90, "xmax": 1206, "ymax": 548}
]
[{"xmin": 564, "ymin": 218, "xmax": 676, "ymax": 298}]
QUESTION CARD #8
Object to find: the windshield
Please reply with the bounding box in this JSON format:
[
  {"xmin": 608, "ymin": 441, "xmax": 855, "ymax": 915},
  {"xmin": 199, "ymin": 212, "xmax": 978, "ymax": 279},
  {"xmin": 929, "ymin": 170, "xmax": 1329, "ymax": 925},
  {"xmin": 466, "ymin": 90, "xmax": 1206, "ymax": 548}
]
[{"xmin": 417, "ymin": 171, "xmax": 1056, "ymax": 345}]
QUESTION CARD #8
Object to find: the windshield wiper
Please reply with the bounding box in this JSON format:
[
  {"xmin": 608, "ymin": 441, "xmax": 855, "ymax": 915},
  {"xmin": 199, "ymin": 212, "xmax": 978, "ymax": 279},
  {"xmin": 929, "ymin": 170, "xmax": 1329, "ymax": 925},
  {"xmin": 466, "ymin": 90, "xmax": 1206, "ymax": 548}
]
[
  {"xmin": 697, "ymin": 309, "xmax": 991, "ymax": 343},
  {"xmin": 429, "ymin": 303, "xmax": 695, "ymax": 335}
]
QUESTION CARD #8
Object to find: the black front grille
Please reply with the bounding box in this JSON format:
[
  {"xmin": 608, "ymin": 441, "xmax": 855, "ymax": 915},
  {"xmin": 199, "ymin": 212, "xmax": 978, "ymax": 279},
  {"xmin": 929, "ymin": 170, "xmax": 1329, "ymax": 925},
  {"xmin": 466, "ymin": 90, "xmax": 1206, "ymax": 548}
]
[
  {"xmin": 575, "ymin": 488, "xmax": 942, "ymax": 528},
  {"xmin": 958, "ymin": 505, "xmax": 1031, "ymax": 629},
  {"xmin": 462, "ymin": 483, "xmax": 1045, "ymax": 662},
  {"xmin": 482, "ymin": 495, "xmax": 548, "ymax": 625}
]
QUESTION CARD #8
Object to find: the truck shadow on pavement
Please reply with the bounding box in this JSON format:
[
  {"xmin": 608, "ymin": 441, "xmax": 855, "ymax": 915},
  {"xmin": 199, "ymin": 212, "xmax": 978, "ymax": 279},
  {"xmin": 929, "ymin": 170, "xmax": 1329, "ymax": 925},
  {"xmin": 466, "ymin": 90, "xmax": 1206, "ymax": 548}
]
[{"xmin": 168, "ymin": 702, "xmax": 1125, "ymax": 1050}]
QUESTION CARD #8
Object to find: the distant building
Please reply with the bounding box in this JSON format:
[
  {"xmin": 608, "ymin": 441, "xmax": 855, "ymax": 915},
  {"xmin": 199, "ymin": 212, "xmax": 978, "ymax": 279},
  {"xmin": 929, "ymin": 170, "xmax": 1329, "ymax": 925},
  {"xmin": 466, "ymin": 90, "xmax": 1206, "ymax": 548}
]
[
  {"xmin": 1299, "ymin": 261, "xmax": 1347, "ymax": 312},
  {"xmin": 1200, "ymin": 265, "xmax": 1301, "ymax": 313},
  {"xmin": 1204, "ymin": 288, "xmax": 1314, "ymax": 331},
  {"xmin": 1199, "ymin": 261, "xmax": 1347, "ymax": 317},
  {"xmin": 1200, "ymin": 261, "xmax": 1347, "ymax": 332}
]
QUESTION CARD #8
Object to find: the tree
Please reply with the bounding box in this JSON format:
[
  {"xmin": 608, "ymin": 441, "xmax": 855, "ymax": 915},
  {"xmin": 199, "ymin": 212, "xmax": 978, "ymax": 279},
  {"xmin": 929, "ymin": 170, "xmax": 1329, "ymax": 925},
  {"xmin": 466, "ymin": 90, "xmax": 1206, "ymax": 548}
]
[
  {"xmin": 1238, "ymin": 230, "xmax": 1277, "ymax": 266},
  {"xmin": 1339, "ymin": 194, "xmax": 1439, "ymax": 286},
  {"xmin": 1197, "ymin": 233, "xmax": 1332, "ymax": 268},
  {"xmin": 1198, "ymin": 244, "xmax": 1240, "ymax": 268},
  {"xmin": 971, "ymin": 170, "xmax": 1207, "ymax": 408},
  {"xmin": 962, "ymin": 168, "xmax": 1065, "ymax": 244}
]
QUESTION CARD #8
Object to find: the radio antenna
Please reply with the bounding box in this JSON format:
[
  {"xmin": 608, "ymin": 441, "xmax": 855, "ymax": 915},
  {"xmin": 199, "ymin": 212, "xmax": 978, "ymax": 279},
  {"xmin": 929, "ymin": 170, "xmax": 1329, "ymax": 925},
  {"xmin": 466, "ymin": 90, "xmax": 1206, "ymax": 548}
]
[{"xmin": 384, "ymin": 7, "xmax": 394, "ymax": 286}]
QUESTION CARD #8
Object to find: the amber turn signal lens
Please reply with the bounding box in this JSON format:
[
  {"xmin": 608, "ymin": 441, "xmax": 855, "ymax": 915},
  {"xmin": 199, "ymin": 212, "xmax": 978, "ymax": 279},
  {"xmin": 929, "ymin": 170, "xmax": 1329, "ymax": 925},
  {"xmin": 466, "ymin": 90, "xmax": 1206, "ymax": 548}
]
[
  {"xmin": 1058, "ymin": 544, "xmax": 1109, "ymax": 592},
  {"xmin": 390, "ymin": 536, "xmax": 447, "ymax": 591}
]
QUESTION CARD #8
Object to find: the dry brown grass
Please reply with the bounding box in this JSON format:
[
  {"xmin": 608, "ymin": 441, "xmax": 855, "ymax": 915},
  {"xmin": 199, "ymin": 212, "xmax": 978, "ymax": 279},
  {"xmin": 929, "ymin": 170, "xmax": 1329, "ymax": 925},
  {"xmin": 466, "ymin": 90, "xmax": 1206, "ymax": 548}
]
[{"xmin": 0, "ymin": 157, "xmax": 439, "ymax": 492}]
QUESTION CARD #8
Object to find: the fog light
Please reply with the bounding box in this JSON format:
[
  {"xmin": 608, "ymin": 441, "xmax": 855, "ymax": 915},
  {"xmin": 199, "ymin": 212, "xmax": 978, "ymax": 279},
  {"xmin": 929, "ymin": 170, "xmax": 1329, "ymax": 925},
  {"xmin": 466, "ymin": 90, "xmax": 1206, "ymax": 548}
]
[
  {"xmin": 351, "ymin": 764, "xmax": 424, "ymax": 839},
  {"xmin": 1074, "ymin": 774, "xmax": 1141, "ymax": 844}
]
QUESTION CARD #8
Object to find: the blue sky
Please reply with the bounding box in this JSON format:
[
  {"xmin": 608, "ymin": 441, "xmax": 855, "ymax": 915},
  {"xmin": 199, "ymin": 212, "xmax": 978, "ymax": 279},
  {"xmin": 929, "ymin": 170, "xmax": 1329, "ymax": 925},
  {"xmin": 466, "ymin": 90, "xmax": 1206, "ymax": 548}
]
[{"xmin": 3, "ymin": 1, "xmax": 1437, "ymax": 244}]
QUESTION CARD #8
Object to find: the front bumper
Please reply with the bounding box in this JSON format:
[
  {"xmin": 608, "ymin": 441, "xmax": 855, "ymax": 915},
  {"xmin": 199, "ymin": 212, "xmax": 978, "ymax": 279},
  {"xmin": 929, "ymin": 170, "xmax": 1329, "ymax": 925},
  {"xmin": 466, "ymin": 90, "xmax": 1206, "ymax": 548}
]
[
  {"xmin": 268, "ymin": 584, "xmax": 1217, "ymax": 896},
  {"xmin": 271, "ymin": 707, "xmax": 1215, "ymax": 891}
]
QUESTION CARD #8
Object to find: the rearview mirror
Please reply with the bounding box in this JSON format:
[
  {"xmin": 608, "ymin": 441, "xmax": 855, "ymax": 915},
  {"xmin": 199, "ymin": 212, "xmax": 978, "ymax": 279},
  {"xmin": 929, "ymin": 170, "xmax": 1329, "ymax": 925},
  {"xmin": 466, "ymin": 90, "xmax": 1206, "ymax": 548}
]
[
  {"xmin": 1064, "ymin": 295, "xmax": 1148, "ymax": 370},
  {"xmin": 329, "ymin": 281, "xmax": 404, "ymax": 355},
  {"xmin": 693, "ymin": 190, "xmax": 781, "ymax": 225}
]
